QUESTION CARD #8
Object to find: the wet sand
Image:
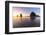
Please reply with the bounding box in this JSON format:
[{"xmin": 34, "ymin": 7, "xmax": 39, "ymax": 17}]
[{"xmin": 13, "ymin": 16, "xmax": 40, "ymax": 28}]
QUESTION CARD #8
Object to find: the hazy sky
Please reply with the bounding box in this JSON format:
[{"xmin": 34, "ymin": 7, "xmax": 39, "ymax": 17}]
[{"xmin": 12, "ymin": 7, "xmax": 40, "ymax": 16}]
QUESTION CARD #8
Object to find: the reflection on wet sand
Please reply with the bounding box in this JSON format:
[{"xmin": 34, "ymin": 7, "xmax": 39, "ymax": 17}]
[{"xmin": 13, "ymin": 16, "xmax": 40, "ymax": 28}]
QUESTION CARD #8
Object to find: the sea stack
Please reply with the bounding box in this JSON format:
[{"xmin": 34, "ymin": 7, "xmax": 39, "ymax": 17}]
[
  {"xmin": 20, "ymin": 13, "xmax": 22, "ymax": 17},
  {"xmin": 30, "ymin": 12, "xmax": 36, "ymax": 19}
]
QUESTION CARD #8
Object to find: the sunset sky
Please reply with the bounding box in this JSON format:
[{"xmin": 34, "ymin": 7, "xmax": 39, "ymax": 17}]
[{"xmin": 12, "ymin": 7, "xmax": 40, "ymax": 16}]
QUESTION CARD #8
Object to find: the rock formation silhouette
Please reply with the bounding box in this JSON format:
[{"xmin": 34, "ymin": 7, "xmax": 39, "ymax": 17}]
[
  {"xmin": 17, "ymin": 15, "xmax": 18, "ymax": 17},
  {"xmin": 30, "ymin": 12, "xmax": 36, "ymax": 19},
  {"xmin": 20, "ymin": 13, "xmax": 22, "ymax": 17},
  {"xmin": 30, "ymin": 12, "xmax": 36, "ymax": 17}
]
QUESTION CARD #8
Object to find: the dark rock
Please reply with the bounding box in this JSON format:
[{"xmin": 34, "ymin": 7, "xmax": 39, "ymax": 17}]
[{"xmin": 20, "ymin": 13, "xmax": 22, "ymax": 17}]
